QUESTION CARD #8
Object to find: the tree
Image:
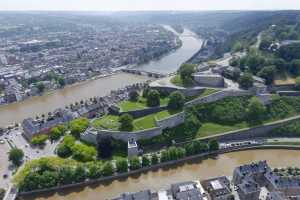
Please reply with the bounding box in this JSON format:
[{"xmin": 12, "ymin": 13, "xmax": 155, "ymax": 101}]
[
  {"xmin": 36, "ymin": 82, "xmax": 45, "ymax": 93},
  {"xmin": 129, "ymin": 90, "xmax": 139, "ymax": 102},
  {"xmin": 119, "ymin": 114, "xmax": 134, "ymax": 131},
  {"xmin": 184, "ymin": 112, "xmax": 201, "ymax": 135},
  {"xmin": 69, "ymin": 118, "xmax": 89, "ymax": 138},
  {"xmin": 168, "ymin": 91, "xmax": 185, "ymax": 110},
  {"xmin": 9, "ymin": 148, "xmax": 24, "ymax": 166},
  {"xmin": 142, "ymin": 87, "xmax": 150, "ymax": 98},
  {"xmin": 142, "ymin": 156, "xmax": 150, "ymax": 167},
  {"xmin": 57, "ymin": 144, "xmax": 72, "ymax": 158},
  {"xmin": 98, "ymin": 136, "xmax": 113, "ymax": 158},
  {"xmin": 247, "ymin": 97, "xmax": 266, "ymax": 123},
  {"xmin": 58, "ymin": 167, "xmax": 74, "ymax": 184},
  {"xmin": 208, "ymin": 139, "xmax": 219, "ymax": 151},
  {"xmin": 31, "ymin": 134, "xmax": 48, "ymax": 146},
  {"xmin": 257, "ymin": 66, "xmax": 276, "ymax": 85},
  {"xmin": 129, "ymin": 156, "xmax": 141, "ymax": 170},
  {"xmin": 238, "ymin": 73, "xmax": 254, "ymax": 89},
  {"xmin": 116, "ymin": 159, "xmax": 128, "ymax": 173},
  {"xmin": 0, "ymin": 188, "xmax": 6, "ymax": 200},
  {"xmin": 160, "ymin": 150, "xmax": 170, "ymax": 162},
  {"xmin": 151, "ymin": 154, "xmax": 159, "ymax": 165},
  {"xmin": 88, "ymin": 163, "xmax": 102, "ymax": 179},
  {"xmin": 49, "ymin": 127, "xmax": 63, "ymax": 141},
  {"xmin": 57, "ymin": 77, "xmax": 65, "ymax": 87},
  {"xmin": 102, "ymin": 162, "xmax": 114, "ymax": 176},
  {"xmin": 146, "ymin": 89, "xmax": 160, "ymax": 107},
  {"xmin": 72, "ymin": 143, "xmax": 97, "ymax": 162},
  {"xmin": 179, "ymin": 64, "xmax": 195, "ymax": 86},
  {"xmin": 73, "ymin": 165, "xmax": 86, "ymax": 182}
]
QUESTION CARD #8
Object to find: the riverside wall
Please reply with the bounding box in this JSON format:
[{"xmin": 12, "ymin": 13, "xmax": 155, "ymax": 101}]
[{"xmin": 18, "ymin": 144, "xmax": 300, "ymax": 197}]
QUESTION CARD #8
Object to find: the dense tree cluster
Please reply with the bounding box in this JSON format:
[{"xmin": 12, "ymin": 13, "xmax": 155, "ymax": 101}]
[{"xmin": 57, "ymin": 135, "xmax": 97, "ymax": 162}]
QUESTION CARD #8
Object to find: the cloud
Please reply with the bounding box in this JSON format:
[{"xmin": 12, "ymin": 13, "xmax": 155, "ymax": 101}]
[{"xmin": 1, "ymin": 0, "xmax": 300, "ymax": 11}]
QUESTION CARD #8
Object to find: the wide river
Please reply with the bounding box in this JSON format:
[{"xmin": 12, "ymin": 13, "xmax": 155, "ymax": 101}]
[
  {"xmin": 0, "ymin": 26, "xmax": 202, "ymax": 127},
  {"xmin": 136, "ymin": 26, "xmax": 203, "ymax": 74},
  {"xmin": 21, "ymin": 149, "xmax": 300, "ymax": 200}
]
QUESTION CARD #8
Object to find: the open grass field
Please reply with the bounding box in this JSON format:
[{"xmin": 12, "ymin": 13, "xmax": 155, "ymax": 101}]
[
  {"xmin": 118, "ymin": 96, "xmax": 169, "ymax": 112},
  {"xmin": 196, "ymin": 122, "xmax": 249, "ymax": 138},
  {"xmin": 92, "ymin": 109, "xmax": 181, "ymax": 131}
]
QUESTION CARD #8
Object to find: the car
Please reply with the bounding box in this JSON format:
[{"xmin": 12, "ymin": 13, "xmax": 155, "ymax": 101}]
[
  {"xmin": 3, "ymin": 174, "xmax": 8, "ymax": 179},
  {"xmin": 0, "ymin": 140, "xmax": 4, "ymax": 144}
]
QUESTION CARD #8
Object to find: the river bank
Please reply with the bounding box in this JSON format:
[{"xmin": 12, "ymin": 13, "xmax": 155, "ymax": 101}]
[
  {"xmin": 0, "ymin": 72, "xmax": 151, "ymax": 127},
  {"xmin": 18, "ymin": 146, "xmax": 300, "ymax": 200}
]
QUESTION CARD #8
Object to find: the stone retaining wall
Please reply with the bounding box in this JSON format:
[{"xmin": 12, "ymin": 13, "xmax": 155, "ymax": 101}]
[
  {"xmin": 151, "ymin": 86, "xmax": 205, "ymax": 97},
  {"xmin": 185, "ymin": 90, "xmax": 252, "ymax": 107},
  {"xmin": 155, "ymin": 112, "xmax": 185, "ymax": 129},
  {"xmin": 119, "ymin": 106, "xmax": 167, "ymax": 118},
  {"xmin": 95, "ymin": 127, "xmax": 163, "ymax": 142}
]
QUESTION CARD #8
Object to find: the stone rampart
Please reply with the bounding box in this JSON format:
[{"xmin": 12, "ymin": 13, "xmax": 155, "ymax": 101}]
[
  {"xmin": 185, "ymin": 90, "xmax": 251, "ymax": 107},
  {"xmin": 155, "ymin": 112, "xmax": 185, "ymax": 129}
]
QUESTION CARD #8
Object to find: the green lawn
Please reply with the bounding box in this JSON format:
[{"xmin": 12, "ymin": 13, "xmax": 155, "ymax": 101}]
[
  {"xmin": 155, "ymin": 109, "xmax": 181, "ymax": 120},
  {"xmin": 92, "ymin": 109, "xmax": 181, "ymax": 131},
  {"xmin": 118, "ymin": 97, "xmax": 170, "ymax": 112},
  {"xmin": 196, "ymin": 122, "xmax": 249, "ymax": 138},
  {"xmin": 92, "ymin": 115, "xmax": 119, "ymax": 130}
]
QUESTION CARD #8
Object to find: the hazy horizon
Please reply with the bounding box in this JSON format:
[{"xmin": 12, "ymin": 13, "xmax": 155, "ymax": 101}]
[{"xmin": 1, "ymin": 0, "xmax": 300, "ymax": 11}]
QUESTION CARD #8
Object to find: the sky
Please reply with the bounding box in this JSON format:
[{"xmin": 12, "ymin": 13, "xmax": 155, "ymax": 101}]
[{"xmin": 1, "ymin": 0, "xmax": 300, "ymax": 11}]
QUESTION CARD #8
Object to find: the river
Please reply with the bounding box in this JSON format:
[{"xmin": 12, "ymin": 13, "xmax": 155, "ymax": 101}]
[
  {"xmin": 0, "ymin": 73, "xmax": 151, "ymax": 127},
  {"xmin": 0, "ymin": 26, "xmax": 202, "ymax": 127},
  {"xmin": 136, "ymin": 26, "xmax": 203, "ymax": 74},
  {"xmin": 21, "ymin": 149, "xmax": 300, "ymax": 200}
]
